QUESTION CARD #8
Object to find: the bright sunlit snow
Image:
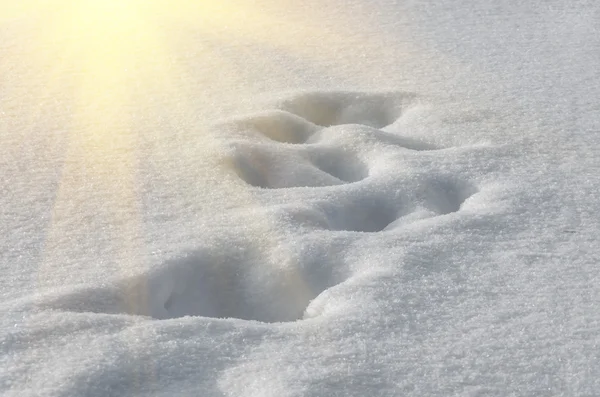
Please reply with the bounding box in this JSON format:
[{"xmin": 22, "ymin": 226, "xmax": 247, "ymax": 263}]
[{"xmin": 2, "ymin": 0, "xmax": 600, "ymax": 396}]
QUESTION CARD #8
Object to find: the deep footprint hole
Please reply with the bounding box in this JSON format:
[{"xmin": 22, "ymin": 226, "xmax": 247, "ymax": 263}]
[
  {"xmin": 229, "ymin": 145, "xmax": 365, "ymax": 189},
  {"xmin": 306, "ymin": 148, "xmax": 369, "ymax": 184},
  {"xmin": 319, "ymin": 195, "xmax": 401, "ymax": 233},
  {"xmin": 238, "ymin": 110, "xmax": 319, "ymax": 144},
  {"xmin": 418, "ymin": 177, "xmax": 479, "ymax": 215},
  {"xmin": 314, "ymin": 178, "xmax": 478, "ymax": 233},
  {"xmin": 145, "ymin": 250, "xmax": 350, "ymax": 323},
  {"xmin": 40, "ymin": 248, "xmax": 346, "ymax": 323}
]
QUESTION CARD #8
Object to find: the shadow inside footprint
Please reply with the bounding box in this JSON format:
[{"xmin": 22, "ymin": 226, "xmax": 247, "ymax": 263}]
[
  {"xmin": 307, "ymin": 147, "xmax": 369, "ymax": 184},
  {"xmin": 234, "ymin": 110, "xmax": 319, "ymax": 144},
  {"xmin": 320, "ymin": 194, "xmax": 400, "ymax": 233},
  {"xmin": 418, "ymin": 177, "xmax": 478, "ymax": 215},
  {"xmin": 229, "ymin": 145, "xmax": 362, "ymax": 189},
  {"xmin": 279, "ymin": 91, "xmax": 418, "ymax": 129},
  {"xmin": 313, "ymin": 177, "xmax": 478, "ymax": 233}
]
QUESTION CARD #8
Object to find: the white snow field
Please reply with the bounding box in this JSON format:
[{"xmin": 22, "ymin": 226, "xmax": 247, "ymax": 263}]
[{"xmin": 2, "ymin": 0, "xmax": 600, "ymax": 395}]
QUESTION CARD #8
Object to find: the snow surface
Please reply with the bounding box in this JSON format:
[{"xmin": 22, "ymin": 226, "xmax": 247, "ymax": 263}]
[{"xmin": 2, "ymin": 0, "xmax": 600, "ymax": 395}]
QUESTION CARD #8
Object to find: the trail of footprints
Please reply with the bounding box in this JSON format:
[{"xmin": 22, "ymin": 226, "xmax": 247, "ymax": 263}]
[
  {"xmin": 44, "ymin": 91, "xmax": 482, "ymax": 323},
  {"xmin": 226, "ymin": 91, "xmax": 475, "ymax": 233}
]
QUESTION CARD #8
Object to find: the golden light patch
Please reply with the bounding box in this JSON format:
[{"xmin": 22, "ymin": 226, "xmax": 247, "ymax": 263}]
[
  {"xmin": 4, "ymin": 0, "xmax": 424, "ymax": 320},
  {"xmin": 30, "ymin": 0, "xmax": 314, "ymax": 305}
]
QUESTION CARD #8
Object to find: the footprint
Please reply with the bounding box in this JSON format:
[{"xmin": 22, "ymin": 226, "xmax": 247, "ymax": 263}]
[
  {"xmin": 222, "ymin": 92, "xmax": 436, "ymax": 152},
  {"xmin": 317, "ymin": 193, "xmax": 401, "ymax": 233},
  {"xmin": 277, "ymin": 91, "xmax": 418, "ymax": 129},
  {"xmin": 311, "ymin": 177, "xmax": 477, "ymax": 233},
  {"xmin": 305, "ymin": 147, "xmax": 369, "ymax": 183},
  {"xmin": 417, "ymin": 177, "xmax": 477, "ymax": 215},
  {"xmin": 228, "ymin": 110, "xmax": 319, "ymax": 144},
  {"xmin": 228, "ymin": 144, "xmax": 368, "ymax": 188},
  {"xmin": 39, "ymin": 244, "xmax": 349, "ymax": 323}
]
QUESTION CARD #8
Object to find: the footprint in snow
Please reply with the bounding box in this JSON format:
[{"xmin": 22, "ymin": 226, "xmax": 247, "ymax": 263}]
[
  {"xmin": 221, "ymin": 91, "xmax": 441, "ymax": 190},
  {"xmin": 39, "ymin": 243, "xmax": 349, "ymax": 323}
]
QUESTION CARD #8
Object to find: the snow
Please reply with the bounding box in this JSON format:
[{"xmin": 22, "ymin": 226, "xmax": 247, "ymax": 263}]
[{"xmin": 2, "ymin": 0, "xmax": 600, "ymax": 395}]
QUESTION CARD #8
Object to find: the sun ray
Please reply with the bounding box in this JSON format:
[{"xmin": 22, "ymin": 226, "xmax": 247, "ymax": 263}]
[
  {"xmin": 5, "ymin": 0, "xmax": 424, "ymax": 320},
  {"xmin": 28, "ymin": 0, "xmax": 313, "ymax": 311}
]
